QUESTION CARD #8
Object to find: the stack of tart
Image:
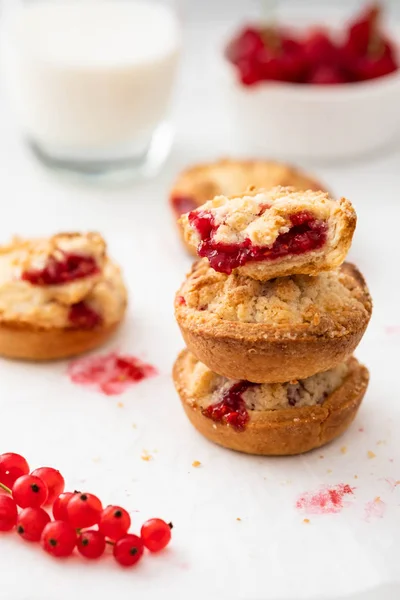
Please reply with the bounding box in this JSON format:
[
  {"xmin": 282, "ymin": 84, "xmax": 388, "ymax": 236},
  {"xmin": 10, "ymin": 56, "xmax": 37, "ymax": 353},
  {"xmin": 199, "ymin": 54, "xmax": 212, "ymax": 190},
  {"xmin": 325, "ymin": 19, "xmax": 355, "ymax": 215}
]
[{"xmin": 173, "ymin": 186, "xmax": 372, "ymax": 455}]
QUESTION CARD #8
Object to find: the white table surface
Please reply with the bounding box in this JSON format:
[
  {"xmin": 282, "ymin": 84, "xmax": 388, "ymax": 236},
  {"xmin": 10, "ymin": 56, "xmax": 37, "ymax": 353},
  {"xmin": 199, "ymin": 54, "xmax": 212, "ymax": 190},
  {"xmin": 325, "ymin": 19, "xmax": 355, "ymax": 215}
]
[{"xmin": 0, "ymin": 15, "xmax": 400, "ymax": 600}]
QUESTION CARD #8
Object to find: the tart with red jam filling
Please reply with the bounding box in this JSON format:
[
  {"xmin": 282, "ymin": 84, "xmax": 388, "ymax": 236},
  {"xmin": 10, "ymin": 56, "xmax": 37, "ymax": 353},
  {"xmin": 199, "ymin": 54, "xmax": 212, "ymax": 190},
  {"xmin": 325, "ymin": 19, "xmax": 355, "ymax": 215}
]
[
  {"xmin": 169, "ymin": 159, "xmax": 328, "ymax": 255},
  {"xmin": 0, "ymin": 232, "xmax": 127, "ymax": 360},
  {"xmin": 180, "ymin": 186, "xmax": 356, "ymax": 280},
  {"xmin": 173, "ymin": 349, "xmax": 369, "ymax": 455},
  {"xmin": 175, "ymin": 259, "xmax": 371, "ymax": 383}
]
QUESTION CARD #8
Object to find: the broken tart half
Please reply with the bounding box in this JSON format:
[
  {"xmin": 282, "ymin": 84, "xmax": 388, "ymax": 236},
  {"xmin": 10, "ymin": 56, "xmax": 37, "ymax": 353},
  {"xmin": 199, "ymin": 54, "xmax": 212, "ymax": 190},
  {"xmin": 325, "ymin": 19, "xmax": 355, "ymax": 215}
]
[{"xmin": 180, "ymin": 186, "xmax": 356, "ymax": 280}]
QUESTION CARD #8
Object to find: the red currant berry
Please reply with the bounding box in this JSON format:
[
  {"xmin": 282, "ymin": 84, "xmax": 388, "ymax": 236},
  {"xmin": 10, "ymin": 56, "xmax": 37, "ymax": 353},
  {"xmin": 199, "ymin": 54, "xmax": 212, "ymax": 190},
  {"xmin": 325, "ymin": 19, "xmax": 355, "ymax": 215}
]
[
  {"xmin": 17, "ymin": 507, "xmax": 51, "ymax": 542},
  {"xmin": 113, "ymin": 534, "xmax": 144, "ymax": 567},
  {"xmin": 0, "ymin": 453, "xmax": 29, "ymax": 489},
  {"xmin": 31, "ymin": 468, "xmax": 65, "ymax": 505},
  {"xmin": 12, "ymin": 475, "xmax": 48, "ymax": 508},
  {"xmin": 41, "ymin": 521, "xmax": 77, "ymax": 557},
  {"xmin": 66, "ymin": 493, "xmax": 102, "ymax": 528},
  {"xmin": 140, "ymin": 519, "xmax": 172, "ymax": 552},
  {"xmin": 77, "ymin": 530, "xmax": 106, "ymax": 559},
  {"xmin": 52, "ymin": 492, "xmax": 76, "ymax": 521},
  {"xmin": 0, "ymin": 495, "xmax": 18, "ymax": 531},
  {"xmin": 99, "ymin": 505, "xmax": 131, "ymax": 541}
]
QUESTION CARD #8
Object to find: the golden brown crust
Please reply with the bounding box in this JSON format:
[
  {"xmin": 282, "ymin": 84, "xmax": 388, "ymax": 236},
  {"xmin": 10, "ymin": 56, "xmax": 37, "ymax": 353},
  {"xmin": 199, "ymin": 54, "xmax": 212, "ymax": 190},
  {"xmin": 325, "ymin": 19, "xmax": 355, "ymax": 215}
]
[
  {"xmin": 169, "ymin": 159, "xmax": 328, "ymax": 254},
  {"xmin": 173, "ymin": 351, "xmax": 369, "ymax": 455},
  {"xmin": 175, "ymin": 261, "xmax": 372, "ymax": 382},
  {"xmin": 0, "ymin": 319, "xmax": 123, "ymax": 361}
]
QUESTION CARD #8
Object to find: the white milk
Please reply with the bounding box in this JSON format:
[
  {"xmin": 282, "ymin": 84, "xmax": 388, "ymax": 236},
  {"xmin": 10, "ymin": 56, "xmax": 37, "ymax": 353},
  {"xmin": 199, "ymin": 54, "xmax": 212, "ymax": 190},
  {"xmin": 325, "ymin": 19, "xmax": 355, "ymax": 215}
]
[{"xmin": 1, "ymin": 0, "xmax": 180, "ymax": 157}]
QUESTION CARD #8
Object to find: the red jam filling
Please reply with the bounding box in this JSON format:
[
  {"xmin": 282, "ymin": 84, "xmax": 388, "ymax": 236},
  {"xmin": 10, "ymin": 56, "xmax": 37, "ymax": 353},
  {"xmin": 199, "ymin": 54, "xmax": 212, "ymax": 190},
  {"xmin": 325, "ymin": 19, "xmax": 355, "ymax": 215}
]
[
  {"xmin": 22, "ymin": 252, "xmax": 99, "ymax": 286},
  {"xmin": 68, "ymin": 352, "xmax": 158, "ymax": 396},
  {"xmin": 68, "ymin": 301, "xmax": 102, "ymax": 329},
  {"xmin": 176, "ymin": 295, "xmax": 186, "ymax": 306},
  {"xmin": 171, "ymin": 195, "xmax": 198, "ymax": 216},
  {"xmin": 202, "ymin": 380, "xmax": 255, "ymax": 431},
  {"xmin": 188, "ymin": 209, "xmax": 327, "ymax": 274}
]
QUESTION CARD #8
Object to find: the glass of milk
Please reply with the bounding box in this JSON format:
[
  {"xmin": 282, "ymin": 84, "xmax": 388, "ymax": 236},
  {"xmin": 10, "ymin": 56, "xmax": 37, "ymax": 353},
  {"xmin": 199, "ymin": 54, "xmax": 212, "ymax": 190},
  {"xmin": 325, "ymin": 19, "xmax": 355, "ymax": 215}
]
[{"xmin": 0, "ymin": 0, "xmax": 181, "ymax": 181}]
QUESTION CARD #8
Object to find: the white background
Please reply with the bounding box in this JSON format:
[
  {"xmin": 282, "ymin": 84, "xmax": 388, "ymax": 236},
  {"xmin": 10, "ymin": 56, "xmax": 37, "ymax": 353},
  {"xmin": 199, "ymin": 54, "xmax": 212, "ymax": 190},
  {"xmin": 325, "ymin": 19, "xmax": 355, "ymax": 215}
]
[{"xmin": 0, "ymin": 2, "xmax": 400, "ymax": 599}]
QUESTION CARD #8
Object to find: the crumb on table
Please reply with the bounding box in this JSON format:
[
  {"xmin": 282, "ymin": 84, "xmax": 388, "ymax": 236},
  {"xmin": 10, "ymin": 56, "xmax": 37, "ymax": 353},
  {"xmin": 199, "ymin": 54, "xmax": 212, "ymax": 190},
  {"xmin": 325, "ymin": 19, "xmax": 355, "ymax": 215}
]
[
  {"xmin": 192, "ymin": 460, "xmax": 201, "ymax": 468},
  {"xmin": 236, "ymin": 517, "xmax": 241, "ymax": 522},
  {"xmin": 117, "ymin": 402, "xmax": 124, "ymax": 408},
  {"xmin": 340, "ymin": 446, "xmax": 347, "ymax": 455},
  {"xmin": 303, "ymin": 519, "xmax": 310, "ymax": 524},
  {"xmin": 141, "ymin": 450, "xmax": 153, "ymax": 461},
  {"xmin": 368, "ymin": 451, "xmax": 376, "ymax": 459}
]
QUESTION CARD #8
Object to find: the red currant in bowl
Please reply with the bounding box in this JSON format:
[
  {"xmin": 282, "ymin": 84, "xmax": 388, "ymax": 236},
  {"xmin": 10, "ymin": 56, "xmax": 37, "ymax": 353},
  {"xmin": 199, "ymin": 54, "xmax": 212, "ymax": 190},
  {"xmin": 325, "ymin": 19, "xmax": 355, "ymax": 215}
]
[{"xmin": 224, "ymin": 5, "xmax": 400, "ymax": 160}]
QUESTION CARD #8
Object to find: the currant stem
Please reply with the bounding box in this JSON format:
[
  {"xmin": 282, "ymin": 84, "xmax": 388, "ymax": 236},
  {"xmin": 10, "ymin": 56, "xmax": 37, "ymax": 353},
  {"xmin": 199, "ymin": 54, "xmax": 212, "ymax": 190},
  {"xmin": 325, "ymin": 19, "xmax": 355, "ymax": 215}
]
[
  {"xmin": 0, "ymin": 481, "xmax": 12, "ymax": 494},
  {"xmin": 105, "ymin": 540, "xmax": 115, "ymax": 546}
]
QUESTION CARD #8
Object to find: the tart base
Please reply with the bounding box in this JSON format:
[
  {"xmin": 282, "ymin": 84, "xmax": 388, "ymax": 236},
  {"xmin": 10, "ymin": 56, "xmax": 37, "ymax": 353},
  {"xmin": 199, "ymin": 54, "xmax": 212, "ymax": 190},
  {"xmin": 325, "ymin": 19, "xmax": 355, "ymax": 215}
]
[
  {"xmin": 0, "ymin": 321, "xmax": 122, "ymax": 361},
  {"xmin": 173, "ymin": 350, "xmax": 369, "ymax": 456}
]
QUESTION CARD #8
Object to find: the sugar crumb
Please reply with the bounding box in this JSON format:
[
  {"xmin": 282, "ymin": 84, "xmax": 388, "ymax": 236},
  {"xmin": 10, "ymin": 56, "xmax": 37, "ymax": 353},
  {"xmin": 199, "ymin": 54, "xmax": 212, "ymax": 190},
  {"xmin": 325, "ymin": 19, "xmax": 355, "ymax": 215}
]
[
  {"xmin": 368, "ymin": 451, "xmax": 376, "ymax": 459},
  {"xmin": 377, "ymin": 440, "xmax": 386, "ymax": 446},
  {"xmin": 192, "ymin": 461, "xmax": 201, "ymax": 468},
  {"xmin": 131, "ymin": 423, "xmax": 137, "ymax": 429},
  {"xmin": 141, "ymin": 450, "xmax": 153, "ymax": 461},
  {"xmin": 92, "ymin": 457, "xmax": 101, "ymax": 463},
  {"xmin": 327, "ymin": 469, "xmax": 332, "ymax": 474}
]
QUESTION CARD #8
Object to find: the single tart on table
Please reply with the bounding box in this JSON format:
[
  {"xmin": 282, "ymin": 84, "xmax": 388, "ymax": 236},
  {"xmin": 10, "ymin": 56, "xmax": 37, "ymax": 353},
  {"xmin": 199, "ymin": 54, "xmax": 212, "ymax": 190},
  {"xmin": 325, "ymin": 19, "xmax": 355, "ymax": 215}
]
[
  {"xmin": 173, "ymin": 350, "xmax": 369, "ymax": 455},
  {"xmin": 0, "ymin": 232, "xmax": 127, "ymax": 360},
  {"xmin": 179, "ymin": 186, "xmax": 356, "ymax": 280},
  {"xmin": 175, "ymin": 259, "xmax": 372, "ymax": 383},
  {"xmin": 169, "ymin": 159, "xmax": 327, "ymax": 254}
]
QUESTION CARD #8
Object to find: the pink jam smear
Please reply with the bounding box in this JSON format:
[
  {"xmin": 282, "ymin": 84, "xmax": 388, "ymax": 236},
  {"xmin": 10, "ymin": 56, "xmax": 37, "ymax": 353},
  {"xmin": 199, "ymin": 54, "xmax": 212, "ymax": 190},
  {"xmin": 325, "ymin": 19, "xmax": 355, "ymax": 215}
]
[
  {"xmin": 188, "ymin": 209, "xmax": 327, "ymax": 274},
  {"xmin": 68, "ymin": 352, "xmax": 157, "ymax": 396},
  {"xmin": 296, "ymin": 483, "xmax": 354, "ymax": 515},
  {"xmin": 202, "ymin": 380, "xmax": 255, "ymax": 431},
  {"xmin": 22, "ymin": 252, "xmax": 99, "ymax": 286}
]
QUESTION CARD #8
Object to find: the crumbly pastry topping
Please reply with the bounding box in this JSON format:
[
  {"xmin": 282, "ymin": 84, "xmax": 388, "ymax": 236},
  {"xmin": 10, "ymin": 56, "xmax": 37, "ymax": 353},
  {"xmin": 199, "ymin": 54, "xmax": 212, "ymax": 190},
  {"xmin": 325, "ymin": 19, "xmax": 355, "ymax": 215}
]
[
  {"xmin": 180, "ymin": 186, "xmax": 353, "ymax": 249},
  {"xmin": 171, "ymin": 159, "xmax": 323, "ymax": 210},
  {"xmin": 177, "ymin": 259, "xmax": 371, "ymax": 333},
  {"xmin": 184, "ymin": 352, "xmax": 349, "ymax": 411},
  {"xmin": 0, "ymin": 233, "xmax": 126, "ymax": 328}
]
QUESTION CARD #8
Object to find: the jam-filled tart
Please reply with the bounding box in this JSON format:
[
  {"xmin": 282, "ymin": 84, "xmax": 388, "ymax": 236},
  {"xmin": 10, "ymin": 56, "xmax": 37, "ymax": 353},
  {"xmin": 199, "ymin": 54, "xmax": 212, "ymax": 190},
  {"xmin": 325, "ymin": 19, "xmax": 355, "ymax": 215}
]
[{"xmin": 0, "ymin": 232, "xmax": 126, "ymax": 360}]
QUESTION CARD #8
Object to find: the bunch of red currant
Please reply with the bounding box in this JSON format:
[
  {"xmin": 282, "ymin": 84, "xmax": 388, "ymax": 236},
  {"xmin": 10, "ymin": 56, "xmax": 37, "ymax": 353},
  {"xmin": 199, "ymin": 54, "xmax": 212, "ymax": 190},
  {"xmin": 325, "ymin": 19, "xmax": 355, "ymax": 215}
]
[
  {"xmin": 0, "ymin": 452, "xmax": 172, "ymax": 566},
  {"xmin": 226, "ymin": 3, "xmax": 398, "ymax": 86}
]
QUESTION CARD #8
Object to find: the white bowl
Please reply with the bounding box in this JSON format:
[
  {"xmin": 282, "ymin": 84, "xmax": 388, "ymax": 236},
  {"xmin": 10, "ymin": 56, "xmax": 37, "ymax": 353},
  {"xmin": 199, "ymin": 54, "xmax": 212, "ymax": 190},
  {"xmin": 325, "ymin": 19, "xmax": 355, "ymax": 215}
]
[{"xmin": 225, "ymin": 67, "xmax": 400, "ymax": 161}]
